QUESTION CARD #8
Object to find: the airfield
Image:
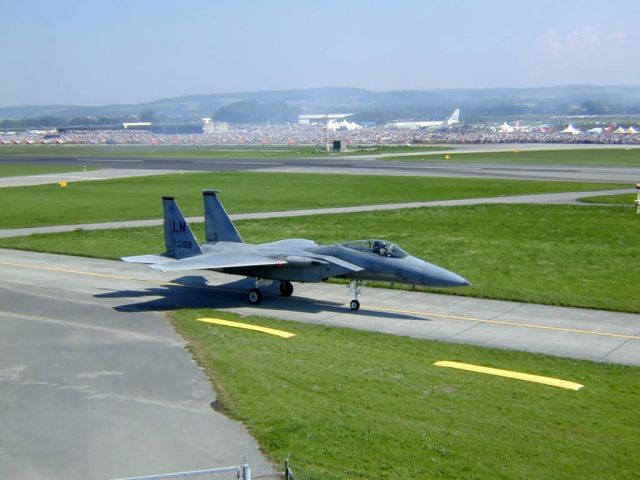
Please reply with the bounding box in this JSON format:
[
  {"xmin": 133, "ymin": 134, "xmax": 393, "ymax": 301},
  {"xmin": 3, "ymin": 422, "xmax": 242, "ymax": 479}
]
[
  {"xmin": 1, "ymin": 143, "xmax": 639, "ymax": 479},
  {"xmin": 3, "ymin": 143, "xmax": 640, "ymax": 184}
]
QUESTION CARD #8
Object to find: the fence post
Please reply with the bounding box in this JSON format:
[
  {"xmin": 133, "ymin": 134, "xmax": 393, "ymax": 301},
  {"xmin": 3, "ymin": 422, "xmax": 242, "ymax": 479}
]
[
  {"xmin": 241, "ymin": 463, "xmax": 251, "ymax": 480},
  {"xmin": 285, "ymin": 458, "xmax": 292, "ymax": 480}
]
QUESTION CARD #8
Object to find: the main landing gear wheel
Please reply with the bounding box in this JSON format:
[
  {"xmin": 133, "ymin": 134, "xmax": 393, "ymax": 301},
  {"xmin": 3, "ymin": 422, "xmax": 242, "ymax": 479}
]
[
  {"xmin": 248, "ymin": 288, "xmax": 263, "ymax": 305},
  {"xmin": 350, "ymin": 299, "xmax": 360, "ymax": 311},
  {"xmin": 279, "ymin": 280, "xmax": 294, "ymax": 297}
]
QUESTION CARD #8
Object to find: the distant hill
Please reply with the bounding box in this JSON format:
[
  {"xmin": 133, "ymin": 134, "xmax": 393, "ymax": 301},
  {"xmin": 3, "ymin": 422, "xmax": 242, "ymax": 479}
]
[{"xmin": 2, "ymin": 85, "xmax": 640, "ymax": 126}]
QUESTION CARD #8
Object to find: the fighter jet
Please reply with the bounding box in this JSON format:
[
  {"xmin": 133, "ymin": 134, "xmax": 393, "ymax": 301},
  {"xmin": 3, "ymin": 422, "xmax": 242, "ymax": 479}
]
[{"xmin": 122, "ymin": 191, "xmax": 470, "ymax": 310}]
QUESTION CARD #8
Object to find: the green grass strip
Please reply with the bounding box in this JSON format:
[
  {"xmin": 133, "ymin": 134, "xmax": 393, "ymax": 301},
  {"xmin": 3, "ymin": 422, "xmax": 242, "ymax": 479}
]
[
  {"xmin": 0, "ymin": 163, "xmax": 95, "ymax": 178},
  {"xmin": 0, "ymin": 144, "xmax": 447, "ymax": 158},
  {"xmin": 382, "ymin": 148, "xmax": 640, "ymax": 166},
  {"xmin": 0, "ymin": 172, "xmax": 624, "ymax": 228},
  {"xmin": 172, "ymin": 309, "xmax": 640, "ymax": 479},
  {"xmin": 579, "ymin": 193, "xmax": 638, "ymax": 205},
  {"xmin": 1, "ymin": 204, "xmax": 637, "ymax": 313}
]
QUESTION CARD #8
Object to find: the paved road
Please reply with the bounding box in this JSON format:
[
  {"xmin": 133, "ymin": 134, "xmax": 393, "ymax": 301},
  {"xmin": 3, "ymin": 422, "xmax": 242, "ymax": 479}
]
[
  {"xmin": 0, "ymin": 188, "xmax": 633, "ymax": 238},
  {"xmin": 1, "ymin": 145, "xmax": 638, "ymax": 478},
  {"xmin": 1, "ymin": 248, "xmax": 637, "ymax": 364},
  {"xmin": 0, "ymin": 168, "xmax": 174, "ymax": 188},
  {"xmin": 2, "ymin": 143, "xmax": 640, "ymax": 183},
  {"xmin": 0, "ymin": 249, "xmax": 277, "ymax": 479}
]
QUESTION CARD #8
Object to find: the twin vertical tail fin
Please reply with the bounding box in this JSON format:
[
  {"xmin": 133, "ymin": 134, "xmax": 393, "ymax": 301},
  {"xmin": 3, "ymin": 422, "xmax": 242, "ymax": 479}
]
[
  {"xmin": 203, "ymin": 190, "xmax": 244, "ymax": 243},
  {"xmin": 162, "ymin": 196, "xmax": 203, "ymax": 259}
]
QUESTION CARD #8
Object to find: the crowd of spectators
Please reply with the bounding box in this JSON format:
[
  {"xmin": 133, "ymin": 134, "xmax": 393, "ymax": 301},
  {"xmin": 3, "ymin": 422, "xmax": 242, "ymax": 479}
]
[{"xmin": 2, "ymin": 123, "xmax": 640, "ymax": 146}]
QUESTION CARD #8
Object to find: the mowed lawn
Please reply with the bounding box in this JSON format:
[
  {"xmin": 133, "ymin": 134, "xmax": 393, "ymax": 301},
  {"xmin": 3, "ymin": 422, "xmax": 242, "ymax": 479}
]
[
  {"xmin": 1, "ymin": 204, "xmax": 637, "ymax": 313},
  {"xmin": 0, "ymin": 162, "xmax": 94, "ymax": 178},
  {"xmin": 383, "ymin": 147, "xmax": 640, "ymax": 166},
  {"xmin": 0, "ymin": 171, "xmax": 625, "ymax": 229},
  {"xmin": 173, "ymin": 309, "xmax": 640, "ymax": 479},
  {"xmin": 0, "ymin": 144, "xmax": 446, "ymax": 158},
  {"xmin": 579, "ymin": 193, "xmax": 638, "ymax": 205}
]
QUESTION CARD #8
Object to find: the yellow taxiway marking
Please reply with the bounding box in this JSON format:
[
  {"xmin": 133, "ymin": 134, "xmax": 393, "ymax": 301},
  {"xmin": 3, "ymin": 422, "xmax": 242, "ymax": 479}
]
[
  {"xmin": 197, "ymin": 317, "xmax": 296, "ymax": 338},
  {"xmin": 371, "ymin": 305, "xmax": 640, "ymax": 341},
  {"xmin": 434, "ymin": 360, "xmax": 584, "ymax": 391},
  {"xmin": 1, "ymin": 259, "xmax": 638, "ymax": 341},
  {"xmin": 0, "ymin": 260, "xmax": 145, "ymax": 282},
  {"xmin": 0, "ymin": 260, "xmax": 204, "ymax": 289}
]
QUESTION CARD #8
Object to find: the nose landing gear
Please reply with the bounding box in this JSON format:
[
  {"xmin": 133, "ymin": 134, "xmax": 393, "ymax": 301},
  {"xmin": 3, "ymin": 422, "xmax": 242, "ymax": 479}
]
[
  {"xmin": 348, "ymin": 280, "xmax": 365, "ymax": 311},
  {"xmin": 248, "ymin": 278, "xmax": 275, "ymax": 305},
  {"xmin": 248, "ymin": 288, "xmax": 263, "ymax": 305}
]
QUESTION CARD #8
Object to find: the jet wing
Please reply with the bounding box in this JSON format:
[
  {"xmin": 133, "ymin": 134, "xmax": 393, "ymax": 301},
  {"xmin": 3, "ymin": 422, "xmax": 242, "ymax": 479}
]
[
  {"xmin": 148, "ymin": 253, "xmax": 286, "ymax": 272},
  {"xmin": 307, "ymin": 254, "xmax": 363, "ymax": 273}
]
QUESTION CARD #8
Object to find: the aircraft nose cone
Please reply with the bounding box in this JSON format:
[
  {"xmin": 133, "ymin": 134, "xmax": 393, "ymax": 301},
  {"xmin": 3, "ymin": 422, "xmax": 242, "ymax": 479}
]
[{"xmin": 422, "ymin": 262, "xmax": 471, "ymax": 287}]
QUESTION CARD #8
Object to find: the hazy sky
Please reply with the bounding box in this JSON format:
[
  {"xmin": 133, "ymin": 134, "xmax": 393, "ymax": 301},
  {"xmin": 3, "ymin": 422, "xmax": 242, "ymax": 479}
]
[{"xmin": 1, "ymin": 0, "xmax": 638, "ymax": 106}]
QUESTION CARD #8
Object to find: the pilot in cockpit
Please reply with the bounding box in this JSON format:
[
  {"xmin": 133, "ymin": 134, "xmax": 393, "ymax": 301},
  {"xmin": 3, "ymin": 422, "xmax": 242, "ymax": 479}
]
[{"xmin": 373, "ymin": 240, "xmax": 388, "ymax": 256}]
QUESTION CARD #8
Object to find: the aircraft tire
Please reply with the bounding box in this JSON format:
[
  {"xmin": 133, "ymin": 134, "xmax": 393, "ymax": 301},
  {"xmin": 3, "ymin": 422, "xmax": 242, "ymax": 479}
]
[
  {"xmin": 349, "ymin": 299, "xmax": 360, "ymax": 311},
  {"xmin": 248, "ymin": 288, "xmax": 262, "ymax": 305},
  {"xmin": 279, "ymin": 281, "xmax": 294, "ymax": 297}
]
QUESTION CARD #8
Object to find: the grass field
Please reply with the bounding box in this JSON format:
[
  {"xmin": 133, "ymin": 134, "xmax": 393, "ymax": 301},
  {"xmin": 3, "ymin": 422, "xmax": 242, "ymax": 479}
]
[
  {"xmin": 382, "ymin": 148, "xmax": 640, "ymax": 166},
  {"xmin": 0, "ymin": 162, "xmax": 94, "ymax": 178},
  {"xmin": 579, "ymin": 193, "xmax": 638, "ymax": 205},
  {"xmin": 172, "ymin": 309, "xmax": 640, "ymax": 479},
  {"xmin": 0, "ymin": 144, "xmax": 447, "ymax": 158},
  {"xmin": 2, "ymin": 204, "xmax": 637, "ymax": 313},
  {"xmin": 0, "ymin": 172, "xmax": 625, "ymax": 229}
]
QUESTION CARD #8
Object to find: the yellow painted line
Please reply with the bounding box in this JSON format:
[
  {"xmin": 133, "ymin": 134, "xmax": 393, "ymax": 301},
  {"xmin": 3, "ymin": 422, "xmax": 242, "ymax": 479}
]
[
  {"xmin": 197, "ymin": 317, "xmax": 296, "ymax": 338},
  {"xmin": 434, "ymin": 360, "xmax": 584, "ymax": 391},
  {"xmin": 371, "ymin": 305, "xmax": 640, "ymax": 341},
  {"xmin": 0, "ymin": 260, "xmax": 208, "ymax": 289},
  {"xmin": 1, "ymin": 259, "xmax": 639, "ymax": 342}
]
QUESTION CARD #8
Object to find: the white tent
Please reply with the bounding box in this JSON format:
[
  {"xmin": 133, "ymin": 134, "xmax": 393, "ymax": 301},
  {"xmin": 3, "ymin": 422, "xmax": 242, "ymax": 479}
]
[
  {"xmin": 561, "ymin": 124, "xmax": 581, "ymax": 135},
  {"xmin": 327, "ymin": 119, "xmax": 362, "ymax": 131},
  {"xmin": 587, "ymin": 127, "xmax": 603, "ymax": 134}
]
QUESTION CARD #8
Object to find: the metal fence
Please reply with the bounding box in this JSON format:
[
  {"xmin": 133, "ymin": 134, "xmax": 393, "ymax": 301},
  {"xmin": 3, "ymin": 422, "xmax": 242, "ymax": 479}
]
[
  {"xmin": 110, "ymin": 463, "xmax": 252, "ymax": 480},
  {"xmin": 110, "ymin": 459, "xmax": 294, "ymax": 480}
]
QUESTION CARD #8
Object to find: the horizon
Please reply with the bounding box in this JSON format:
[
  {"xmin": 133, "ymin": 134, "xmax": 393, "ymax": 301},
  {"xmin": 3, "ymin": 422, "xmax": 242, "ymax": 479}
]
[
  {"xmin": 5, "ymin": 83, "xmax": 640, "ymax": 109},
  {"xmin": 2, "ymin": 1, "xmax": 639, "ymax": 107}
]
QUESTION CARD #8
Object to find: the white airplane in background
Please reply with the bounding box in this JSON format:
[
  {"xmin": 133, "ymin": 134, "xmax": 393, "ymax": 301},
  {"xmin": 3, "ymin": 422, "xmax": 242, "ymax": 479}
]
[{"xmin": 387, "ymin": 108, "xmax": 460, "ymax": 130}]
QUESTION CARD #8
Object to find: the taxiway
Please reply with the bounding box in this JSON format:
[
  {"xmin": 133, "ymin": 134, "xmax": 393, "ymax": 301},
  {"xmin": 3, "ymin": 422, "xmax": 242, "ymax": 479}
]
[{"xmin": 2, "ymin": 143, "xmax": 640, "ymax": 183}]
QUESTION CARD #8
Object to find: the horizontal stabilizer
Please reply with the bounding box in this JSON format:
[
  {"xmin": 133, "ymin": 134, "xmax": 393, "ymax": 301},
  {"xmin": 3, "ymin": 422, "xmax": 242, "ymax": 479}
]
[
  {"xmin": 148, "ymin": 253, "xmax": 287, "ymax": 272},
  {"xmin": 122, "ymin": 254, "xmax": 168, "ymax": 264}
]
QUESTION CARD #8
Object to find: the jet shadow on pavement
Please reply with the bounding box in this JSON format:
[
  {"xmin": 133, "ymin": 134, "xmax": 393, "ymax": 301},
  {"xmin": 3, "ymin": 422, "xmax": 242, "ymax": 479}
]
[{"xmin": 95, "ymin": 275, "xmax": 429, "ymax": 321}]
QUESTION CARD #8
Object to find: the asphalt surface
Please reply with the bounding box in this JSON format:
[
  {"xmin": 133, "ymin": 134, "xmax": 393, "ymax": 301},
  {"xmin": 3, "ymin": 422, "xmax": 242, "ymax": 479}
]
[
  {"xmin": 1, "ymin": 249, "xmax": 638, "ymax": 366},
  {"xmin": 0, "ymin": 249, "xmax": 277, "ymax": 479},
  {"xmin": 1, "ymin": 145, "xmax": 639, "ymax": 478},
  {"xmin": 0, "ymin": 168, "xmax": 175, "ymax": 188},
  {"xmin": 2, "ymin": 143, "xmax": 640, "ymax": 183}
]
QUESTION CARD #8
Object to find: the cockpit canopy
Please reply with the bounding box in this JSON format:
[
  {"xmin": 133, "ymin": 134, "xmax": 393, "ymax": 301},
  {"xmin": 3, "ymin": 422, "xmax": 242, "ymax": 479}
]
[{"xmin": 340, "ymin": 239, "xmax": 409, "ymax": 258}]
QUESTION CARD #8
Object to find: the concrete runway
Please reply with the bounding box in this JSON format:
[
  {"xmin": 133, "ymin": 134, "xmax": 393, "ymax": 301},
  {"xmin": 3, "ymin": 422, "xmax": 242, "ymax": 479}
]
[
  {"xmin": 1, "ymin": 145, "xmax": 639, "ymax": 478},
  {"xmin": 0, "ymin": 249, "xmax": 277, "ymax": 479},
  {"xmin": 2, "ymin": 143, "xmax": 640, "ymax": 183},
  {"xmin": 1, "ymin": 248, "xmax": 637, "ymax": 364},
  {"xmin": 0, "ymin": 168, "xmax": 175, "ymax": 188}
]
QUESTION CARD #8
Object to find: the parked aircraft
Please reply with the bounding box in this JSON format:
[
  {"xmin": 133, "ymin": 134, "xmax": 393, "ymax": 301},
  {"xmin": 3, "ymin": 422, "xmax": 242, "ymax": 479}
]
[
  {"xmin": 387, "ymin": 108, "xmax": 460, "ymax": 130},
  {"xmin": 122, "ymin": 191, "xmax": 470, "ymax": 310}
]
